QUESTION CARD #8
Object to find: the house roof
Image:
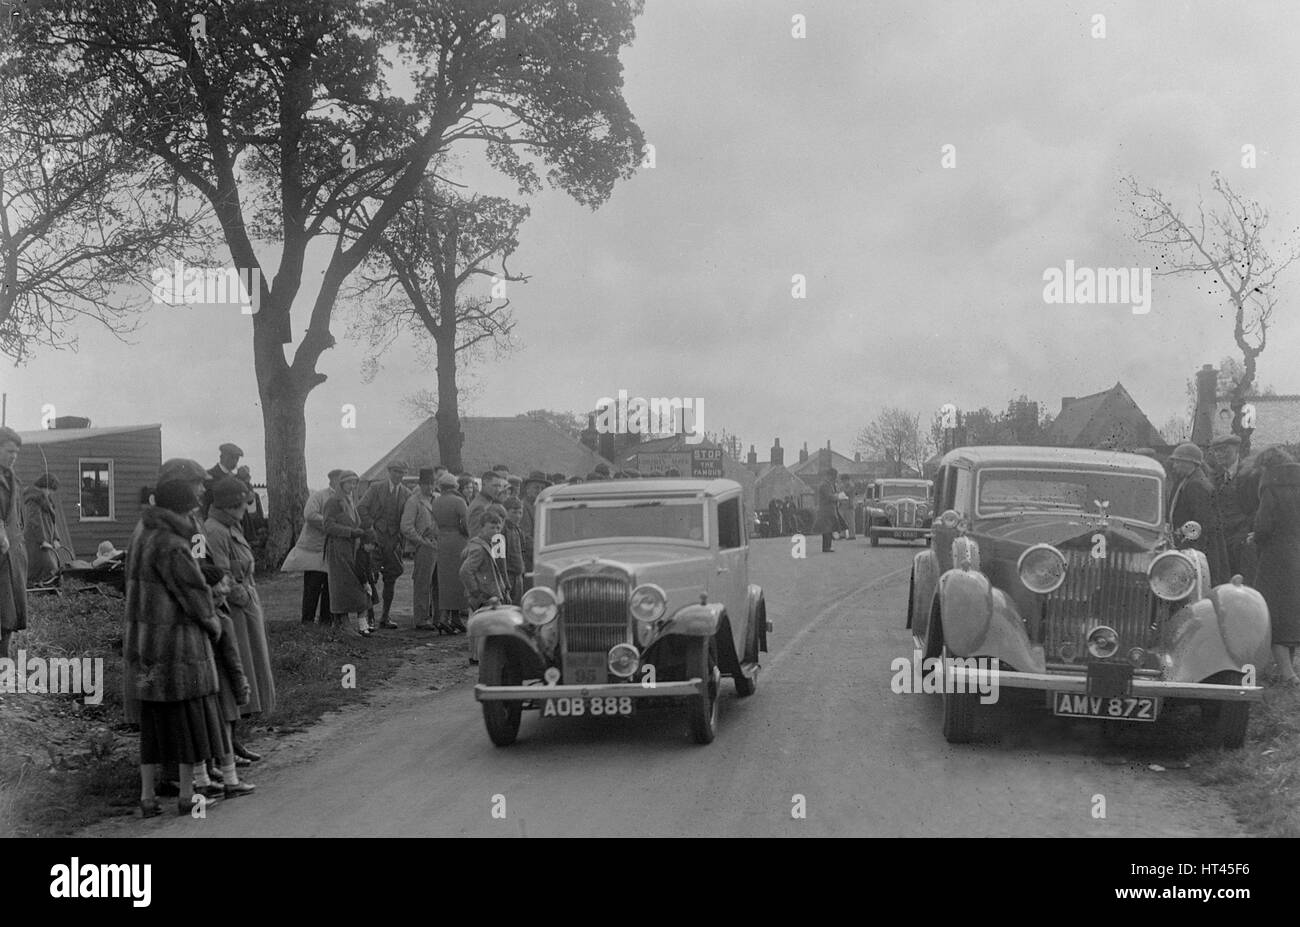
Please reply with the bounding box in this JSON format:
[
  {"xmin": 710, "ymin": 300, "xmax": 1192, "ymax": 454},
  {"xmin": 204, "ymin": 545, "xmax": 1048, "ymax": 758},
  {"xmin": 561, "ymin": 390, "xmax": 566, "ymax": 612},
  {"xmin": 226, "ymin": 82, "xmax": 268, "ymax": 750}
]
[
  {"xmin": 1046, "ymin": 382, "xmax": 1159, "ymax": 448},
  {"xmin": 1046, "ymin": 386, "xmax": 1114, "ymax": 444},
  {"xmin": 361, "ymin": 416, "xmax": 611, "ymax": 481},
  {"xmin": 15, "ymin": 424, "xmax": 161, "ymax": 445}
]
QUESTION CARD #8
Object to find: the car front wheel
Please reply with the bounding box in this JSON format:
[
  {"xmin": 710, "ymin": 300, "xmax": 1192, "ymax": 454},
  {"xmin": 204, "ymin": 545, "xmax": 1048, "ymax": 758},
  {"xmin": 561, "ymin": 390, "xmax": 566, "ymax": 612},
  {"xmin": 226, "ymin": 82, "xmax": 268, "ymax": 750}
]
[
  {"xmin": 685, "ymin": 637, "xmax": 719, "ymax": 744},
  {"xmin": 1200, "ymin": 671, "xmax": 1250, "ymax": 749},
  {"xmin": 941, "ymin": 645, "xmax": 977, "ymax": 744},
  {"xmin": 479, "ymin": 638, "xmax": 523, "ymax": 747}
]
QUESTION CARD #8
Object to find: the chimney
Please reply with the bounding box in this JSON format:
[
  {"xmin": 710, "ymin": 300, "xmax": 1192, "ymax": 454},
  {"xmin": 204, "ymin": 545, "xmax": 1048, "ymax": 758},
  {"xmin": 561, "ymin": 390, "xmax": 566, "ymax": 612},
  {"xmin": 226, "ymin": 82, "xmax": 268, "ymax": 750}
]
[
  {"xmin": 580, "ymin": 413, "xmax": 598, "ymax": 452},
  {"xmin": 746, "ymin": 444, "xmax": 758, "ymax": 466},
  {"xmin": 770, "ymin": 438, "xmax": 784, "ymax": 466},
  {"xmin": 1191, "ymin": 363, "xmax": 1218, "ymax": 445},
  {"xmin": 799, "ymin": 442, "xmax": 808, "ymax": 464}
]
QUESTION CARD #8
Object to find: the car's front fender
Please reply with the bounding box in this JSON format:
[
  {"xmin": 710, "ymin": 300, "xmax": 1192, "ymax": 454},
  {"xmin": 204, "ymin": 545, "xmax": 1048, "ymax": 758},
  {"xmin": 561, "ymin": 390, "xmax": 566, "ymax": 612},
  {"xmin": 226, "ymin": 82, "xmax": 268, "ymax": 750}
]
[
  {"xmin": 938, "ymin": 568, "xmax": 1045, "ymax": 672},
  {"xmin": 666, "ymin": 602, "xmax": 726, "ymax": 637},
  {"xmin": 466, "ymin": 605, "xmax": 548, "ymax": 675},
  {"xmin": 1161, "ymin": 581, "xmax": 1271, "ymax": 683},
  {"xmin": 910, "ymin": 549, "xmax": 940, "ymax": 631}
]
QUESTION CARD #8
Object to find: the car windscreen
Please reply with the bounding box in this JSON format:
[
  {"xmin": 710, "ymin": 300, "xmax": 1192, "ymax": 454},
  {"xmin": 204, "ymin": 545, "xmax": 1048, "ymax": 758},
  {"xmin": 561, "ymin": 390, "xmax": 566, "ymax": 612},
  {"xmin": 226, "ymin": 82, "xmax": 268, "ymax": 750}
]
[
  {"xmin": 543, "ymin": 500, "xmax": 707, "ymax": 546},
  {"xmin": 881, "ymin": 483, "xmax": 930, "ymax": 499},
  {"xmin": 976, "ymin": 469, "xmax": 1161, "ymax": 524}
]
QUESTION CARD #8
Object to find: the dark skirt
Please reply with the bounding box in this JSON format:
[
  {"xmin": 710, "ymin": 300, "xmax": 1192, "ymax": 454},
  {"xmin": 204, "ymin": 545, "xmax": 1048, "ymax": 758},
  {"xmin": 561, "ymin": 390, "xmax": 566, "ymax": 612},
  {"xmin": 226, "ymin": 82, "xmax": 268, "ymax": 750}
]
[{"xmin": 138, "ymin": 695, "xmax": 230, "ymax": 765}]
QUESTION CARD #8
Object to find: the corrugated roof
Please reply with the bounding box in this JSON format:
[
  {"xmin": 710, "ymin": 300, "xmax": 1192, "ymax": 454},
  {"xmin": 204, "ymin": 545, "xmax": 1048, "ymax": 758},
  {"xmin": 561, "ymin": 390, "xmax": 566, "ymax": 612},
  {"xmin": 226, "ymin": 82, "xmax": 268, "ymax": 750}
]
[
  {"xmin": 361, "ymin": 416, "xmax": 612, "ymax": 481},
  {"xmin": 16, "ymin": 424, "xmax": 161, "ymax": 445}
]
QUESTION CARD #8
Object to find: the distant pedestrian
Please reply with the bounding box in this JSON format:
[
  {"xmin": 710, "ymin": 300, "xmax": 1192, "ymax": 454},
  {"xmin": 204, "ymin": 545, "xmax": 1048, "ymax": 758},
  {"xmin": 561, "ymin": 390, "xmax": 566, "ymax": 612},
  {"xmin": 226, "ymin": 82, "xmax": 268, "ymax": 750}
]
[
  {"xmin": 281, "ymin": 470, "xmax": 340, "ymax": 623},
  {"xmin": 402, "ymin": 468, "xmax": 440, "ymax": 630},
  {"xmin": 1166, "ymin": 443, "xmax": 1230, "ymax": 584},
  {"xmin": 458, "ymin": 474, "xmax": 477, "ymax": 503},
  {"xmin": 0, "ymin": 426, "xmax": 27, "ymax": 660},
  {"xmin": 1209, "ymin": 435, "xmax": 1249, "ymax": 576},
  {"xmin": 202, "ymin": 442, "xmax": 243, "ymax": 517},
  {"xmin": 520, "ymin": 472, "xmax": 552, "ymax": 574},
  {"xmin": 468, "ymin": 470, "xmax": 508, "ymax": 536},
  {"xmin": 503, "ymin": 496, "xmax": 525, "ymax": 603},
  {"xmin": 23, "ymin": 473, "xmax": 63, "ymax": 585},
  {"xmin": 323, "ymin": 471, "xmax": 374, "ymax": 636},
  {"xmin": 1248, "ymin": 455, "xmax": 1300, "ymax": 686},
  {"xmin": 357, "ymin": 461, "xmax": 410, "ymax": 629},
  {"xmin": 432, "ymin": 471, "xmax": 470, "ymax": 632},
  {"xmin": 813, "ymin": 470, "xmax": 839, "ymax": 553}
]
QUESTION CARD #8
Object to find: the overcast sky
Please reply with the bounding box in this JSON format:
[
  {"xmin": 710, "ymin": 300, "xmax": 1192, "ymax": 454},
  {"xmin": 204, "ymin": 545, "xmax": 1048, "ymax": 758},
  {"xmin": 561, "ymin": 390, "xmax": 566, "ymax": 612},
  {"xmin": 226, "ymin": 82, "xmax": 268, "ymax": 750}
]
[{"xmin": 5, "ymin": 0, "xmax": 1299, "ymax": 482}]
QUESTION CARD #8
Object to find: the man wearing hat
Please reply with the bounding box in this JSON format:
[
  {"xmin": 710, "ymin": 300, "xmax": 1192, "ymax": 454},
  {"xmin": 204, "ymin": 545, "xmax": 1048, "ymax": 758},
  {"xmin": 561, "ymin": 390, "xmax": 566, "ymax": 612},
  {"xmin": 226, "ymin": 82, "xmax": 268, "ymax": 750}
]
[
  {"xmin": 1167, "ymin": 443, "xmax": 1230, "ymax": 584},
  {"xmin": 282, "ymin": 470, "xmax": 342, "ymax": 623},
  {"xmin": 505, "ymin": 473, "xmax": 522, "ymax": 501},
  {"xmin": 203, "ymin": 443, "xmax": 244, "ymax": 517},
  {"xmin": 401, "ymin": 468, "xmax": 440, "ymax": 629},
  {"xmin": 357, "ymin": 460, "xmax": 412, "ymax": 628},
  {"xmin": 520, "ymin": 472, "xmax": 552, "ymax": 574},
  {"xmin": 1208, "ymin": 434, "xmax": 1250, "ymax": 575}
]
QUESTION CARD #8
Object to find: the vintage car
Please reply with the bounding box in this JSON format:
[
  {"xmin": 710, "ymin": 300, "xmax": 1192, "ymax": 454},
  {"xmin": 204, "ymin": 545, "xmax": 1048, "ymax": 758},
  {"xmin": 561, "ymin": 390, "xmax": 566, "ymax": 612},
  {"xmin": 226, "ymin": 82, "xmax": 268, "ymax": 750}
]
[
  {"xmin": 866, "ymin": 478, "xmax": 934, "ymax": 546},
  {"xmin": 907, "ymin": 446, "xmax": 1268, "ymax": 747},
  {"xmin": 469, "ymin": 478, "xmax": 770, "ymax": 747}
]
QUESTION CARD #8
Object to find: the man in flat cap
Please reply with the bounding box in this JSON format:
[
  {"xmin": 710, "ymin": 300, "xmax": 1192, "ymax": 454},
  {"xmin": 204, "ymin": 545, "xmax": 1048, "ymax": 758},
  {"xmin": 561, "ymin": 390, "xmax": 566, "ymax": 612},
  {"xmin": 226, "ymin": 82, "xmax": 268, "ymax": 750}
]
[
  {"xmin": 0, "ymin": 426, "xmax": 27, "ymax": 659},
  {"xmin": 401, "ymin": 468, "xmax": 440, "ymax": 629},
  {"xmin": 1167, "ymin": 443, "xmax": 1230, "ymax": 584},
  {"xmin": 203, "ymin": 442, "xmax": 245, "ymax": 518},
  {"xmin": 357, "ymin": 461, "xmax": 411, "ymax": 628},
  {"xmin": 519, "ymin": 472, "xmax": 552, "ymax": 575},
  {"xmin": 1209, "ymin": 434, "xmax": 1250, "ymax": 575}
]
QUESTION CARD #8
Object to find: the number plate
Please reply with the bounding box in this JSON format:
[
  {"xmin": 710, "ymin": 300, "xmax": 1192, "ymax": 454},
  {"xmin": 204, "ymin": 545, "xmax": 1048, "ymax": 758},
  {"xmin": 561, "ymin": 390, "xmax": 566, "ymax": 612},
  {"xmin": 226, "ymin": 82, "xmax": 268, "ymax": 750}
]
[
  {"xmin": 542, "ymin": 696, "xmax": 635, "ymax": 718},
  {"xmin": 1053, "ymin": 692, "xmax": 1159, "ymax": 721}
]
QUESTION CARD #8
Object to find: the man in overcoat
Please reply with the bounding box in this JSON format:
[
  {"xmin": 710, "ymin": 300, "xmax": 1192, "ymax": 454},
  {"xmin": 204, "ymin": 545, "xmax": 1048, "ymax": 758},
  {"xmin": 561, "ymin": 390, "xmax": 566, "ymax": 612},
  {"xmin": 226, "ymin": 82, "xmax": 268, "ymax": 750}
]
[
  {"xmin": 0, "ymin": 426, "xmax": 28, "ymax": 659},
  {"xmin": 357, "ymin": 461, "xmax": 411, "ymax": 628}
]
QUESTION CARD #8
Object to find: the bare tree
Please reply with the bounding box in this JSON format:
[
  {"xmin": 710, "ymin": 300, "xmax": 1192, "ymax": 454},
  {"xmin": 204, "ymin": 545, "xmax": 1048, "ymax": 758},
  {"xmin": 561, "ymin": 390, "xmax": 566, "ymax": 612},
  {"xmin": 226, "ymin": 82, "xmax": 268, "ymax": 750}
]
[
  {"xmin": 856, "ymin": 408, "xmax": 923, "ymax": 476},
  {"xmin": 0, "ymin": 43, "xmax": 205, "ymax": 361},
  {"xmin": 349, "ymin": 180, "xmax": 528, "ymax": 472},
  {"xmin": 1128, "ymin": 172, "xmax": 1299, "ymax": 453},
  {"xmin": 524, "ymin": 409, "xmax": 584, "ymax": 441}
]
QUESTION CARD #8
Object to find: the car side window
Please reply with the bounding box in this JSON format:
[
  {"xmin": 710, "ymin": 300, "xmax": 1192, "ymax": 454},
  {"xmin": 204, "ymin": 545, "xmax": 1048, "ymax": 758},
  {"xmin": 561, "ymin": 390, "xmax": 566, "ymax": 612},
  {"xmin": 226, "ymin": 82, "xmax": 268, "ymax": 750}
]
[
  {"xmin": 952, "ymin": 468, "xmax": 974, "ymax": 516},
  {"xmin": 718, "ymin": 497, "xmax": 742, "ymax": 549}
]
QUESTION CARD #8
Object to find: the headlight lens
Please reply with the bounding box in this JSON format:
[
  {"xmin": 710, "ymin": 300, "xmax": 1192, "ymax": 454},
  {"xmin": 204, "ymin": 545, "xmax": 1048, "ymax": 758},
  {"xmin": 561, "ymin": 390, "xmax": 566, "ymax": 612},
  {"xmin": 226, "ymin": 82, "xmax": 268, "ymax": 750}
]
[
  {"xmin": 1087, "ymin": 626, "xmax": 1120, "ymax": 659},
  {"xmin": 520, "ymin": 586, "xmax": 558, "ymax": 625},
  {"xmin": 607, "ymin": 643, "xmax": 640, "ymax": 678},
  {"xmin": 629, "ymin": 583, "xmax": 667, "ymax": 623},
  {"xmin": 1148, "ymin": 551, "xmax": 1197, "ymax": 601},
  {"xmin": 1018, "ymin": 544, "xmax": 1067, "ymax": 594}
]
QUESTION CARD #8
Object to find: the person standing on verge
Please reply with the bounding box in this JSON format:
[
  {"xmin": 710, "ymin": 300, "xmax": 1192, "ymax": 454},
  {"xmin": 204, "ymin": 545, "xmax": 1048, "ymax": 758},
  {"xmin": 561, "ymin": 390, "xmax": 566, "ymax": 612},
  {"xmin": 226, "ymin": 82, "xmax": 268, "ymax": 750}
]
[
  {"xmin": 813, "ymin": 470, "xmax": 839, "ymax": 553},
  {"xmin": 202, "ymin": 443, "xmax": 243, "ymax": 517},
  {"xmin": 0, "ymin": 427, "xmax": 28, "ymax": 660},
  {"xmin": 1166, "ymin": 443, "xmax": 1230, "ymax": 585},
  {"xmin": 469, "ymin": 470, "xmax": 508, "ymax": 536},
  {"xmin": 323, "ymin": 471, "xmax": 375, "ymax": 636},
  {"xmin": 205, "ymin": 478, "xmax": 276, "ymax": 763},
  {"xmin": 357, "ymin": 461, "xmax": 410, "ymax": 629},
  {"xmin": 402, "ymin": 468, "xmax": 440, "ymax": 630},
  {"xmin": 124, "ymin": 458, "xmax": 227, "ymax": 817},
  {"xmin": 1209, "ymin": 434, "xmax": 1250, "ymax": 577},
  {"xmin": 519, "ymin": 472, "xmax": 551, "ymax": 580},
  {"xmin": 431, "ymin": 471, "xmax": 470, "ymax": 633},
  {"xmin": 23, "ymin": 474, "xmax": 63, "ymax": 585},
  {"xmin": 503, "ymin": 496, "xmax": 526, "ymax": 603},
  {"xmin": 1247, "ymin": 453, "xmax": 1300, "ymax": 686},
  {"xmin": 460, "ymin": 504, "xmax": 511, "ymax": 665},
  {"xmin": 281, "ymin": 469, "xmax": 340, "ymax": 623}
]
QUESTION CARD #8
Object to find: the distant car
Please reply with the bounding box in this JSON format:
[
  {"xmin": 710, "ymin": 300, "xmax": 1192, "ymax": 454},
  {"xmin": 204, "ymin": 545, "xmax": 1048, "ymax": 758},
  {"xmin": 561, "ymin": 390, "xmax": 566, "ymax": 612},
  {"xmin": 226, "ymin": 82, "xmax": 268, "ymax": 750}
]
[
  {"xmin": 908, "ymin": 446, "xmax": 1268, "ymax": 747},
  {"xmin": 469, "ymin": 478, "xmax": 770, "ymax": 746},
  {"xmin": 866, "ymin": 478, "xmax": 934, "ymax": 546}
]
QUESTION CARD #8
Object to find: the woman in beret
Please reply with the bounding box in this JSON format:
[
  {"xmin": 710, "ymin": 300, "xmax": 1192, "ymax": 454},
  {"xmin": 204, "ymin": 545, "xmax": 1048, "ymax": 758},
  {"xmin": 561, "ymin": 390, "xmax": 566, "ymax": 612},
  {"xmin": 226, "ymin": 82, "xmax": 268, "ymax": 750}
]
[{"xmin": 205, "ymin": 477, "xmax": 277, "ymax": 759}]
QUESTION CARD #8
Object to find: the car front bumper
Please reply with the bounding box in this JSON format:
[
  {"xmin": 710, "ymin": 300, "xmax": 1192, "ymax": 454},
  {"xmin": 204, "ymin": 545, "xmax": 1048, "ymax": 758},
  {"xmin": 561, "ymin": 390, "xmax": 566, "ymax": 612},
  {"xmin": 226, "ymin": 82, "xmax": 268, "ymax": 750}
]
[
  {"xmin": 946, "ymin": 666, "xmax": 1262, "ymax": 702},
  {"xmin": 474, "ymin": 679, "xmax": 707, "ymax": 702},
  {"xmin": 870, "ymin": 525, "xmax": 931, "ymax": 537}
]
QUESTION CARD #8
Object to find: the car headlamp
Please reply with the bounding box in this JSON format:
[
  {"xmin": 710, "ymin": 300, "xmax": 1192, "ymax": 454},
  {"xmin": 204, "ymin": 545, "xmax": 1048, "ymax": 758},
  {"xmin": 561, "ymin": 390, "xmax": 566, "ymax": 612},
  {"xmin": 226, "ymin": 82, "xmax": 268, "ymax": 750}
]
[
  {"xmin": 1017, "ymin": 544, "xmax": 1067, "ymax": 594},
  {"xmin": 629, "ymin": 583, "xmax": 667, "ymax": 623},
  {"xmin": 520, "ymin": 586, "xmax": 558, "ymax": 625},
  {"xmin": 1147, "ymin": 551, "xmax": 1197, "ymax": 601}
]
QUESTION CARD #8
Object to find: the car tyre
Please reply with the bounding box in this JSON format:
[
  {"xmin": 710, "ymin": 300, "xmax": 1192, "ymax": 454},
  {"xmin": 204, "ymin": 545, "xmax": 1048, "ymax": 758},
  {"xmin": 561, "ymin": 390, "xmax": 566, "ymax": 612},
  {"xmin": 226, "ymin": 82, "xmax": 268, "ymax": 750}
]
[
  {"xmin": 1200, "ymin": 671, "xmax": 1250, "ymax": 750},
  {"xmin": 479, "ymin": 638, "xmax": 522, "ymax": 747},
  {"xmin": 940, "ymin": 645, "xmax": 977, "ymax": 744},
  {"xmin": 869, "ymin": 523, "xmax": 880, "ymax": 547},
  {"xmin": 734, "ymin": 608, "xmax": 760, "ymax": 698},
  {"xmin": 685, "ymin": 637, "xmax": 719, "ymax": 744}
]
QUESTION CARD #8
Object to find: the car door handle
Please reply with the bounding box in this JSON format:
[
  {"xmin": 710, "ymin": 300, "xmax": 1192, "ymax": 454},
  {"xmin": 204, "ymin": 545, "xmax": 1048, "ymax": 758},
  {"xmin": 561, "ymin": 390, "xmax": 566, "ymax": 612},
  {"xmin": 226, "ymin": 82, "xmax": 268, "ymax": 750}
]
[{"xmin": 716, "ymin": 567, "xmax": 729, "ymax": 574}]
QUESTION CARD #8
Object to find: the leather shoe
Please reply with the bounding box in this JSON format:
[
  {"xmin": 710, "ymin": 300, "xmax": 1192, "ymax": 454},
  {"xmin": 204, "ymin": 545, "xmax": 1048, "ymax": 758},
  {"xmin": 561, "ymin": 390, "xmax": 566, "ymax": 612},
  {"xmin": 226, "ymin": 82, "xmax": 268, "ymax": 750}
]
[
  {"xmin": 234, "ymin": 744, "xmax": 262, "ymax": 762},
  {"xmin": 379, "ymin": 619, "xmax": 399, "ymax": 629},
  {"xmin": 224, "ymin": 781, "xmax": 256, "ymax": 798}
]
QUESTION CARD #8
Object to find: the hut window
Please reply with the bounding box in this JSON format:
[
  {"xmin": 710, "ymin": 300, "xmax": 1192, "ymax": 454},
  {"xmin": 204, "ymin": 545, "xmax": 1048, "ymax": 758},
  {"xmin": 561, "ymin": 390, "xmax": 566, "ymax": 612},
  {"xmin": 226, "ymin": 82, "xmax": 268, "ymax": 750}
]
[{"xmin": 78, "ymin": 459, "xmax": 114, "ymax": 521}]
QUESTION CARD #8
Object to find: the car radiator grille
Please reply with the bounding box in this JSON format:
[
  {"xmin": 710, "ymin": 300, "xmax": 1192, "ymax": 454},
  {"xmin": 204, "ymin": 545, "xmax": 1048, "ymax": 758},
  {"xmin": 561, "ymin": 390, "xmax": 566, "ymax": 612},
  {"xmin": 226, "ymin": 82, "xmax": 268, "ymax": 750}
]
[
  {"xmin": 1043, "ymin": 549, "xmax": 1155, "ymax": 662},
  {"xmin": 891, "ymin": 501, "xmax": 917, "ymax": 526},
  {"xmin": 560, "ymin": 576, "xmax": 631, "ymax": 653}
]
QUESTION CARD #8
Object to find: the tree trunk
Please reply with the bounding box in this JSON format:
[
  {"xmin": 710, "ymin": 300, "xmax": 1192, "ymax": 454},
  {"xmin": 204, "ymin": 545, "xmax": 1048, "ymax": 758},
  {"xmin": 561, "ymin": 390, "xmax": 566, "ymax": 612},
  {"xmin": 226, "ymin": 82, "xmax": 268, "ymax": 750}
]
[
  {"xmin": 434, "ymin": 313, "xmax": 462, "ymax": 473},
  {"xmin": 258, "ymin": 370, "xmax": 311, "ymax": 570}
]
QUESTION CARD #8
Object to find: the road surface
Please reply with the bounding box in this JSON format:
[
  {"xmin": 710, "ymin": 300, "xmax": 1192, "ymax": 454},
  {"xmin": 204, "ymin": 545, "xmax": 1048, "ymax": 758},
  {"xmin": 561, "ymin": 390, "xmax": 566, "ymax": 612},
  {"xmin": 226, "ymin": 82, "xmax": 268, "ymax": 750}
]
[{"xmin": 99, "ymin": 537, "xmax": 1241, "ymax": 837}]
